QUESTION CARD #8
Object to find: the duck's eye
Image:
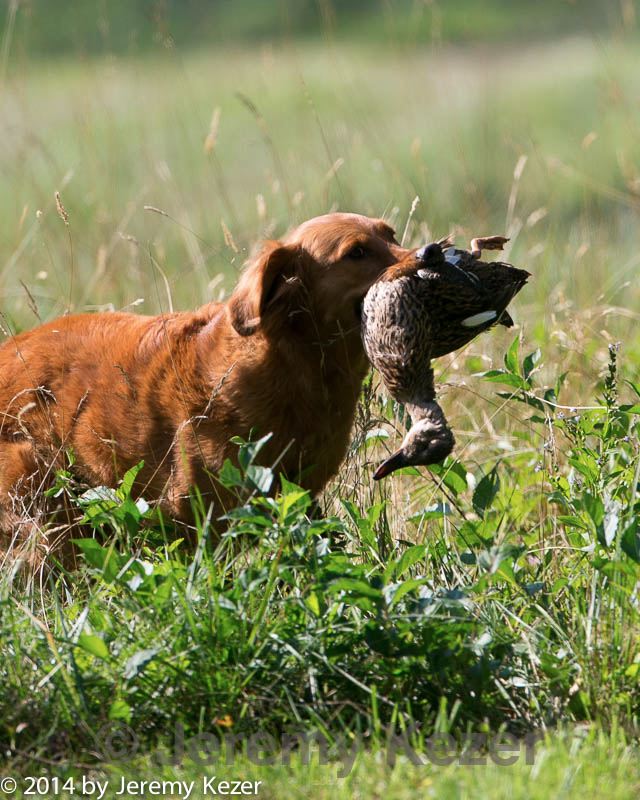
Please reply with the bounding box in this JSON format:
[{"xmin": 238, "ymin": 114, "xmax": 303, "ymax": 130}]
[{"xmin": 347, "ymin": 245, "xmax": 367, "ymax": 260}]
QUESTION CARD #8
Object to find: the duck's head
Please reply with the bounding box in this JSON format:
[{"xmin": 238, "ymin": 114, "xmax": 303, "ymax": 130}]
[
  {"xmin": 373, "ymin": 403, "xmax": 455, "ymax": 480},
  {"xmin": 415, "ymin": 242, "xmax": 445, "ymax": 265}
]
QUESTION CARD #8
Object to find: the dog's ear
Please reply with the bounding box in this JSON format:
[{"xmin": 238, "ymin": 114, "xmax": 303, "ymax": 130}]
[{"xmin": 228, "ymin": 241, "xmax": 306, "ymax": 336}]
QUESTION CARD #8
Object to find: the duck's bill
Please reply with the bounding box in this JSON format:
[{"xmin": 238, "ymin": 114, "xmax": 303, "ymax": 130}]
[{"xmin": 373, "ymin": 449, "xmax": 409, "ymax": 480}]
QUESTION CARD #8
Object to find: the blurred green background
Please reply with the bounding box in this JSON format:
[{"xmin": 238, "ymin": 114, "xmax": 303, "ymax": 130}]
[
  {"xmin": 1, "ymin": 0, "xmax": 639, "ymax": 387},
  {"xmin": 5, "ymin": 0, "xmax": 630, "ymax": 56}
]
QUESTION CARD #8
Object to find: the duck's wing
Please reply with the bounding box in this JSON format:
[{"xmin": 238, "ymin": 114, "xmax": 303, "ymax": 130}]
[
  {"xmin": 463, "ymin": 260, "xmax": 530, "ymax": 312},
  {"xmin": 451, "ymin": 262, "xmax": 529, "ymax": 348},
  {"xmin": 422, "ymin": 261, "xmax": 529, "ymax": 357}
]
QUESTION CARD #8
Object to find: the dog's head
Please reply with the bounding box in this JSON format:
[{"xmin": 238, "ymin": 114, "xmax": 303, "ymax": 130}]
[{"xmin": 228, "ymin": 213, "xmax": 410, "ymax": 343}]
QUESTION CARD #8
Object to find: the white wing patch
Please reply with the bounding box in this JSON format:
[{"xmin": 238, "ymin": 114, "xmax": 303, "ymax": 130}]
[
  {"xmin": 461, "ymin": 310, "xmax": 497, "ymax": 328},
  {"xmin": 443, "ymin": 249, "xmax": 462, "ymax": 266}
]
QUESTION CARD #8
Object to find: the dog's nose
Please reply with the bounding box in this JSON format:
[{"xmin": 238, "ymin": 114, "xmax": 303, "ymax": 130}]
[{"xmin": 415, "ymin": 243, "xmax": 443, "ymax": 262}]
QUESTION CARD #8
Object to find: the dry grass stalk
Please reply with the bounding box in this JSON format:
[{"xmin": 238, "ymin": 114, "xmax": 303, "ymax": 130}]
[{"xmin": 54, "ymin": 191, "xmax": 69, "ymax": 226}]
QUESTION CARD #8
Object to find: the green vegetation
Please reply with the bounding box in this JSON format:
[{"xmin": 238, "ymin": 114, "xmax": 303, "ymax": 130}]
[
  {"xmin": 7, "ymin": 0, "xmax": 626, "ymax": 58},
  {"xmin": 3, "ymin": 342, "xmax": 640, "ymax": 782},
  {"xmin": 1, "ymin": 1, "xmax": 640, "ymax": 796}
]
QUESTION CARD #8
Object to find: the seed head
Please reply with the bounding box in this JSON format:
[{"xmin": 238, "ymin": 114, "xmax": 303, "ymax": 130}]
[{"xmin": 55, "ymin": 191, "xmax": 69, "ymax": 226}]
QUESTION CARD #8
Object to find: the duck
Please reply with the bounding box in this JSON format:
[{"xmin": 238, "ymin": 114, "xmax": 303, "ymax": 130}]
[
  {"xmin": 361, "ymin": 235, "xmax": 529, "ymax": 479},
  {"xmin": 372, "ymin": 400, "xmax": 455, "ymax": 480}
]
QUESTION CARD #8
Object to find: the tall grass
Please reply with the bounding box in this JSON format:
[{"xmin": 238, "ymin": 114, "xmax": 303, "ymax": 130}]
[{"xmin": 0, "ymin": 27, "xmax": 639, "ymax": 793}]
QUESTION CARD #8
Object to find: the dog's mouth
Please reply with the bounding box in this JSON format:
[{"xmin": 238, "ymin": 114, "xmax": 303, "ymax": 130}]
[{"xmin": 354, "ymin": 297, "xmax": 364, "ymax": 323}]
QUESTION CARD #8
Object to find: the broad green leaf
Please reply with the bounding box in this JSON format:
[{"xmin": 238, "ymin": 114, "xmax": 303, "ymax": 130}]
[
  {"xmin": 218, "ymin": 459, "xmax": 243, "ymax": 489},
  {"xmin": 476, "ymin": 370, "xmax": 528, "ymax": 389},
  {"xmin": 279, "ymin": 488, "xmax": 311, "ymax": 520},
  {"xmin": 504, "ymin": 334, "xmax": 520, "ymax": 375},
  {"xmin": 523, "ymin": 348, "xmax": 541, "ymax": 380},
  {"xmin": 582, "ymin": 492, "xmax": 605, "ymax": 543},
  {"xmin": 305, "ymin": 591, "xmax": 321, "ymax": 617},
  {"xmin": 557, "ymin": 515, "xmax": 589, "ymax": 531},
  {"xmin": 118, "ymin": 461, "xmax": 145, "ymax": 499},
  {"xmin": 472, "ymin": 467, "xmax": 500, "ymax": 518},
  {"xmin": 109, "ymin": 700, "xmax": 132, "ymax": 722},
  {"xmin": 429, "ymin": 460, "xmax": 468, "ymax": 496},
  {"xmin": 73, "ymin": 539, "xmax": 114, "ymax": 570},
  {"xmin": 395, "ymin": 544, "xmax": 427, "ymax": 577},
  {"xmin": 569, "ymin": 456, "xmax": 598, "ymax": 483},
  {"xmin": 621, "ymin": 521, "xmax": 640, "ymax": 562},
  {"xmin": 328, "ymin": 578, "xmax": 382, "ymax": 600},
  {"xmin": 78, "ymin": 486, "xmax": 119, "ymax": 507},
  {"xmin": 77, "ymin": 633, "xmax": 110, "ymax": 661},
  {"xmin": 341, "ymin": 499, "xmax": 376, "ymax": 548},
  {"xmin": 620, "ymin": 404, "xmax": 640, "ymax": 415},
  {"xmin": 246, "ymin": 464, "xmax": 273, "ymax": 494},
  {"xmin": 625, "ymin": 663, "xmax": 640, "ymax": 680},
  {"xmin": 387, "ymin": 577, "xmax": 428, "ymax": 608}
]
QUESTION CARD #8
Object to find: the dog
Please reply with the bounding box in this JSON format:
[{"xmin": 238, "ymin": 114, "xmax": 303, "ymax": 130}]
[{"xmin": 0, "ymin": 212, "xmax": 413, "ymax": 560}]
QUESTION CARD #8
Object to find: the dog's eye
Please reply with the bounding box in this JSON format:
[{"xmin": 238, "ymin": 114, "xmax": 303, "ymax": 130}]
[{"xmin": 347, "ymin": 245, "xmax": 367, "ymax": 260}]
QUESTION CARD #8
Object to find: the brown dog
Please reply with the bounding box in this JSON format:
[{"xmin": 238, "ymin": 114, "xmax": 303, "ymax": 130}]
[{"xmin": 0, "ymin": 213, "xmax": 412, "ymax": 559}]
